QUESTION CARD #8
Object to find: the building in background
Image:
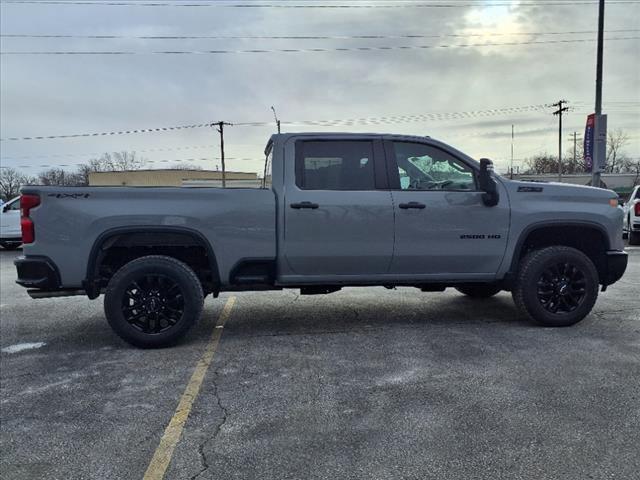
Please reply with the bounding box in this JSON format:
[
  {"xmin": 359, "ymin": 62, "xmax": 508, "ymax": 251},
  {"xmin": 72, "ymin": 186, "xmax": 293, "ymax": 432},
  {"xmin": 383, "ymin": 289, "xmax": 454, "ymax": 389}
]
[{"xmin": 89, "ymin": 169, "xmax": 259, "ymax": 188}]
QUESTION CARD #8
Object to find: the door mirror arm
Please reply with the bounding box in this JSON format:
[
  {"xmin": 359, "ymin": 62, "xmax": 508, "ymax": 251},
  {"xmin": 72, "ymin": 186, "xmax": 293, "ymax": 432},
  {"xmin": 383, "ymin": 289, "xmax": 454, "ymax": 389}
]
[{"xmin": 478, "ymin": 158, "xmax": 499, "ymax": 207}]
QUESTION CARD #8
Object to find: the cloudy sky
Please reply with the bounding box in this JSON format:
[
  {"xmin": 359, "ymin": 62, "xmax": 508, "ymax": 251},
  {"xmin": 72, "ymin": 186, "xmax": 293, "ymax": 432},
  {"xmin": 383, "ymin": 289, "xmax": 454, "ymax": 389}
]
[{"xmin": 1, "ymin": 0, "xmax": 639, "ymax": 176}]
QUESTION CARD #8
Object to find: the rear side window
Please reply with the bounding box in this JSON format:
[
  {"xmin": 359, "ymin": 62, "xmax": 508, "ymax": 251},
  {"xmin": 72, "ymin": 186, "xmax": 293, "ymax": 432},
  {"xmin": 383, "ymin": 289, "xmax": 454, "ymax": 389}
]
[{"xmin": 295, "ymin": 140, "xmax": 375, "ymax": 190}]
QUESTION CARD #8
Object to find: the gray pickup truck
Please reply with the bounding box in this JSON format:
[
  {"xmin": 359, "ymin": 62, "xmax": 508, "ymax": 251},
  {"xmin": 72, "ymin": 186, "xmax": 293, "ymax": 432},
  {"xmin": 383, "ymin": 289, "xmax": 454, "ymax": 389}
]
[{"xmin": 15, "ymin": 133, "xmax": 627, "ymax": 347}]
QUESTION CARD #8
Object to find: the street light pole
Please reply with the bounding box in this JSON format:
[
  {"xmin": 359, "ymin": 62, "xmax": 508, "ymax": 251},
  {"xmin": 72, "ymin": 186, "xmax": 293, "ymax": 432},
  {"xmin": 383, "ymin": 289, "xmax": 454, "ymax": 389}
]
[
  {"xmin": 510, "ymin": 124, "xmax": 514, "ymax": 179},
  {"xmin": 592, "ymin": 0, "xmax": 605, "ymax": 188}
]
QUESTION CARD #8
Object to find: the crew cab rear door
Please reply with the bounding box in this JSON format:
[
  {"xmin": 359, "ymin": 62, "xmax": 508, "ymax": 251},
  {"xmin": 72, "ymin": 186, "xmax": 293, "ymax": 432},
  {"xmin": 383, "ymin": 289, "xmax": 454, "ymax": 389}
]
[
  {"xmin": 384, "ymin": 139, "xmax": 510, "ymax": 277},
  {"xmin": 281, "ymin": 137, "xmax": 394, "ymax": 279}
]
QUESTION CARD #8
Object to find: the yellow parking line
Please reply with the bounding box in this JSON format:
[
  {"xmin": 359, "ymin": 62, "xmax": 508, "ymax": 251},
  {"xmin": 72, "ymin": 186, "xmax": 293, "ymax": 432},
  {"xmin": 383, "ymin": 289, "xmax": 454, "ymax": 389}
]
[{"xmin": 143, "ymin": 296, "xmax": 236, "ymax": 480}]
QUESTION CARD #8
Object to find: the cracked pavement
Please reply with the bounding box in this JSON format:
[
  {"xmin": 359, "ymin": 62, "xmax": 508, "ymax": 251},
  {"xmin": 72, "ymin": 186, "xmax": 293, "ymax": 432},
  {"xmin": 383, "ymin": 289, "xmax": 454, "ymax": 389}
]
[{"xmin": 1, "ymin": 247, "xmax": 640, "ymax": 480}]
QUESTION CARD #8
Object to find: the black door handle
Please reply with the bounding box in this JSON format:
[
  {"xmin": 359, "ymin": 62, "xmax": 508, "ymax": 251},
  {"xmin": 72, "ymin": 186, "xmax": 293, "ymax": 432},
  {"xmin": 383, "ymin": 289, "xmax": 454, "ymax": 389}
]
[
  {"xmin": 399, "ymin": 201, "xmax": 426, "ymax": 209},
  {"xmin": 290, "ymin": 201, "xmax": 319, "ymax": 209}
]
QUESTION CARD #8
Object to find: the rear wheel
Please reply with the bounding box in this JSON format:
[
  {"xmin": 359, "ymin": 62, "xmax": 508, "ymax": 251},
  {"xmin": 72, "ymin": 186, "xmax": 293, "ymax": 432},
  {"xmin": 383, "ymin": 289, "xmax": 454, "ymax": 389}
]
[
  {"xmin": 455, "ymin": 285, "xmax": 501, "ymax": 298},
  {"xmin": 0, "ymin": 242, "xmax": 21, "ymax": 250},
  {"xmin": 104, "ymin": 255, "xmax": 204, "ymax": 348},
  {"xmin": 512, "ymin": 246, "xmax": 598, "ymax": 327},
  {"xmin": 629, "ymin": 229, "xmax": 640, "ymax": 246}
]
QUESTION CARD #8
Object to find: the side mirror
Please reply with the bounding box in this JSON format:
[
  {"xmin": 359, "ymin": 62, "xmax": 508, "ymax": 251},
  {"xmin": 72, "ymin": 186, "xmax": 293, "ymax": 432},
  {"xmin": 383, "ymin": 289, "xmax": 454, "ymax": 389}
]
[
  {"xmin": 2, "ymin": 205, "xmax": 9, "ymax": 213},
  {"xmin": 478, "ymin": 158, "xmax": 499, "ymax": 207}
]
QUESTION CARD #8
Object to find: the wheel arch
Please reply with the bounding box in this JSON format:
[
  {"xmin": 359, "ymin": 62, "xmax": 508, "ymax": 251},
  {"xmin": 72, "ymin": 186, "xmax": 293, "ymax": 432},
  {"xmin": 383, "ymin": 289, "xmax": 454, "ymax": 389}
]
[
  {"xmin": 508, "ymin": 221, "xmax": 610, "ymax": 284},
  {"xmin": 84, "ymin": 226, "xmax": 220, "ymax": 297}
]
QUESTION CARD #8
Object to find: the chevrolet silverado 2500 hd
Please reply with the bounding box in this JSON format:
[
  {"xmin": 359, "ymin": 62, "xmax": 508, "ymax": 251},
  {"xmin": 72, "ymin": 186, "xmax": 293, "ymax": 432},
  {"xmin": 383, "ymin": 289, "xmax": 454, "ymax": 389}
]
[{"xmin": 15, "ymin": 133, "xmax": 628, "ymax": 348}]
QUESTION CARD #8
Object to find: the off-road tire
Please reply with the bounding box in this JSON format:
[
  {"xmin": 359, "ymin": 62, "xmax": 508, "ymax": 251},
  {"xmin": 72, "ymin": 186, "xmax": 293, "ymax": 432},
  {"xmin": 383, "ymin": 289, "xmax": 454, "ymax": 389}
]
[
  {"xmin": 455, "ymin": 285, "xmax": 501, "ymax": 298},
  {"xmin": 104, "ymin": 255, "xmax": 204, "ymax": 348},
  {"xmin": 512, "ymin": 246, "xmax": 599, "ymax": 327}
]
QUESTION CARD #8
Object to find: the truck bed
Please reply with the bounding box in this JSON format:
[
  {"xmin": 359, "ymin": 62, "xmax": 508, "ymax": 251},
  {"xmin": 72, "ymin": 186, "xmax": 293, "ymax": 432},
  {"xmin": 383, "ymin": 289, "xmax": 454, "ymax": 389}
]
[{"xmin": 21, "ymin": 186, "xmax": 276, "ymax": 287}]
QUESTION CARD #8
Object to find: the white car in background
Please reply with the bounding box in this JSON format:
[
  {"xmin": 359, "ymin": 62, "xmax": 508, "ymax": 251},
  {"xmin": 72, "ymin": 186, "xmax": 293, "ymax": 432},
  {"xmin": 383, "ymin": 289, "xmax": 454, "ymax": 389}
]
[
  {"xmin": 0, "ymin": 196, "xmax": 22, "ymax": 250},
  {"xmin": 624, "ymin": 185, "xmax": 640, "ymax": 246}
]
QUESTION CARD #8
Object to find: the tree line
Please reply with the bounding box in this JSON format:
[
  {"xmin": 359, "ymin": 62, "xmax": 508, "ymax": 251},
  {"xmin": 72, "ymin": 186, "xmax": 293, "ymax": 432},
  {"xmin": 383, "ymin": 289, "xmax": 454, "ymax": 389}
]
[{"xmin": 523, "ymin": 129, "xmax": 639, "ymax": 180}]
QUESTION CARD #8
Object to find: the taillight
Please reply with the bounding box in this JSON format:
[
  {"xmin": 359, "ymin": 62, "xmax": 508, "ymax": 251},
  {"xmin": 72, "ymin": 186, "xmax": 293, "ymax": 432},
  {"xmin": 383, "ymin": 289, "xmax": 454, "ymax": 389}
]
[
  {"xmin": 20, "ymin": 194, "xmax": 40, "ymax": 244},
  {"xmin": 635, "ymin": 202, "xmax": 640, "ymax": 217}
]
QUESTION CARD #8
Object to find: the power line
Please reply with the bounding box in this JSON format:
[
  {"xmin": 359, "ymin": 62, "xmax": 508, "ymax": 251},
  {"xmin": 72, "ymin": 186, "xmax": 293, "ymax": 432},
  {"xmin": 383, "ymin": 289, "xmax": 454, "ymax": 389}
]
[
  {"xmin": 3, "ymin": 29, "xmax": 638, "ymax": 40},
  {"xmin": 0, "ymin": 104, "xmax": 550, "ymax": 142},
  {"xmin": 3, "ymin": 0, "xmax": 639, "ymax": 7},
  {"xmin": 0, "ymin": 123, "xmax": 211, "ymax": 141},
  {"xmin": 2, "ymin": 36, "xmax": 638, "ymax": 55}
]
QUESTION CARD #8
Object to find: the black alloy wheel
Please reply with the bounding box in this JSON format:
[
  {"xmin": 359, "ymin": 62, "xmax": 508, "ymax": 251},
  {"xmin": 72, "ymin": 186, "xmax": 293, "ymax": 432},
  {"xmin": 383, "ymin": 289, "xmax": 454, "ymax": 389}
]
[
  {"xmin": 122, "ymin": 274, "xmax": 185, "ymax": 334},
  {"xmin": 104, "ymin": 255, "xmax": 204, "ymax": 348},
  {"xmin": 536, "ymin": 262, "xmax": 587, "ymax": 314},
  {"xmin": 512, "ymin": 246, "xmax": 599, "ymax": 327}
]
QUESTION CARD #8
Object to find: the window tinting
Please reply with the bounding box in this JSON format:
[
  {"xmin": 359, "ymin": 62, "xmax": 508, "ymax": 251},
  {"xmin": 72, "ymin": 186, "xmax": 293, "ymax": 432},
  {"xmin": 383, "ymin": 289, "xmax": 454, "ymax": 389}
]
[
  {"xmin": 296, "ymin": 141, "xmax": 375, "ymax": 190},
  {"xmin": 393, "ymin": 142, "xmax": 476, "ymax": 191}
]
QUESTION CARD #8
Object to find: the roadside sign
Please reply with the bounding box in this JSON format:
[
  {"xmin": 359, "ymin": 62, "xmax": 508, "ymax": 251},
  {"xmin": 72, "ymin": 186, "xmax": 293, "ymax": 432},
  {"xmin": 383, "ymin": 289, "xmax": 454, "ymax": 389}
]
[
  {"xmin": 584, "ymin": 113, "xmax": 607, "ymax": 173},
  {"xmin": 584, "ymin": 114, "xmax": 595, "ymax": 172}
]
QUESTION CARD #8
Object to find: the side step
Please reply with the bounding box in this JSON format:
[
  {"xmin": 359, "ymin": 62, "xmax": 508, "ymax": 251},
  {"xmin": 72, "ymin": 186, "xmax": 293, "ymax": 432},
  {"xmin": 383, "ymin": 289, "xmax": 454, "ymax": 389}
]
[{"xmin": 27, "ymin": 289, "xmax": 86, "ymax": 299}]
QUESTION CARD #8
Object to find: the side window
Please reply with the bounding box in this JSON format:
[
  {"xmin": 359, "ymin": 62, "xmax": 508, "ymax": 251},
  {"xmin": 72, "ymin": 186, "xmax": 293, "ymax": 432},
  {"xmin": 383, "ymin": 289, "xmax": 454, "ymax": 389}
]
[
  {"xmin": 392, "ymin": 142, "xmax": 476, "ymax": 191},
  {"xmin": 295, "ymin": 141, "xmax": 375, "ymax": 190}
]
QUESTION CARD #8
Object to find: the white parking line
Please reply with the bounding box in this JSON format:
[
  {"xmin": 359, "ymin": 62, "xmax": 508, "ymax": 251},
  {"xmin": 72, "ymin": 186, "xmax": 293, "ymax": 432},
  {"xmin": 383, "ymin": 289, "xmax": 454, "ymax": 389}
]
[{"xmin": 1, "ymin": 342, "xmax": 46, "ymax": 354}]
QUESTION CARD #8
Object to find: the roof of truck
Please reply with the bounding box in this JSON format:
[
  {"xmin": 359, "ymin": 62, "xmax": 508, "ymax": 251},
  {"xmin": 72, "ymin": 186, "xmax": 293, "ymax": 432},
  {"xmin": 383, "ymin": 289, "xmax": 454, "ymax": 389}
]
[{"xmin": 266, "ymin": 132, "xmax": 479, "ymax": 167}]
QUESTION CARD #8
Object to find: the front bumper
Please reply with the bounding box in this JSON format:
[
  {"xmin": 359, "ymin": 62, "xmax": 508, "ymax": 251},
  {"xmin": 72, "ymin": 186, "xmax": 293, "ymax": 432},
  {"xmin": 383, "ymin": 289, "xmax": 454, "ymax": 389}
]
[
  {"xmin": 603, "ymin": 250, "xmax": 628, "ymax": 287},
  {"xmin": 14, "ymin": 256, "xmax": 61, "ymax": 290}
]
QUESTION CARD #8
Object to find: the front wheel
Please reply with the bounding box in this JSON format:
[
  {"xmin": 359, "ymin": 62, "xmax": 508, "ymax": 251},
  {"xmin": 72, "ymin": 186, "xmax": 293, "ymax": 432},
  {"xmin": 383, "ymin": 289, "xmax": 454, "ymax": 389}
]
[
  {"xmin": 512, "ymin": 246, "xmax": 599, "ymax": 327},
  {"xmin": 104, "ymin": 255, "xmax": 204, "ymax": 348},
  {"xmin": 455, "ymin": 285, "xmax": 501, "ymax": 298}
]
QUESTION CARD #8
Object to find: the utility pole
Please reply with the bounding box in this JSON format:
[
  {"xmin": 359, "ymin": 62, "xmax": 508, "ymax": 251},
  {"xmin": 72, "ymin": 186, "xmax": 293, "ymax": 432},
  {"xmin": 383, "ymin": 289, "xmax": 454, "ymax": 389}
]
[
  {"xmin": 592, "ymin": 0, "xmax": 606, "ymax": 188},
  {"xmin": 215, "ymin": 121, "xmax": 233, "ymax": 188},
  {"xmin": 552, "ymin": 100, "xmax": 569, "ymax": 181},
  {"xmin": 510, "ymin": 124, "xmax": 514, "ymax": 179}
]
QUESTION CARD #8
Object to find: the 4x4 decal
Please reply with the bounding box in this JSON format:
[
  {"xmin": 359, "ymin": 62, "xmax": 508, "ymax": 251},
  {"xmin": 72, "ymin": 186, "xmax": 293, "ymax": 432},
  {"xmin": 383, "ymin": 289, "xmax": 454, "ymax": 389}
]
[{"xmin": 47, "ymin": 193, "xmax": 90, "ymax": 199}]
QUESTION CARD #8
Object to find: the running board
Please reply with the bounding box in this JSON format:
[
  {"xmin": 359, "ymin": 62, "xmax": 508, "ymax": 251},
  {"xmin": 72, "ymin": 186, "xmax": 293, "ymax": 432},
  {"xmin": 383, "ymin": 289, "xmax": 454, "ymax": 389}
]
[{"xmin": 27, "ymin": 289, "xmax": 86, "ymax": 299}]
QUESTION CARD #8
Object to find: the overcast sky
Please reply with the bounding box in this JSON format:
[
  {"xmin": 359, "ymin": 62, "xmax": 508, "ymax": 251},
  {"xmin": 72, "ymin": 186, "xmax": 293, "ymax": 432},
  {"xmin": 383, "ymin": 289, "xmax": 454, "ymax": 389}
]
[{"xmin": 1, "ymin": 0, "xmax": 639, "ymax": 175}]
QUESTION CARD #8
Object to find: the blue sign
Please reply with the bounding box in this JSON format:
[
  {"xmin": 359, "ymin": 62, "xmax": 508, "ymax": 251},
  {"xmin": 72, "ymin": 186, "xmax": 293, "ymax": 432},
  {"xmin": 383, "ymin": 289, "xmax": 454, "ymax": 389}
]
[{"xmin": 584, "ymin": 114, "xmax": 595, "ymax": 172}]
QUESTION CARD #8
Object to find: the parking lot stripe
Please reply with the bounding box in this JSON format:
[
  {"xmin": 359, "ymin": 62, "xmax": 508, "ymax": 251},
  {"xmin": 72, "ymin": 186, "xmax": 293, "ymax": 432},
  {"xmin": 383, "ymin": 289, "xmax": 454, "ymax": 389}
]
[{"xmin": 143, "ymin": 296, "xmax": 236, "ymax": 480}]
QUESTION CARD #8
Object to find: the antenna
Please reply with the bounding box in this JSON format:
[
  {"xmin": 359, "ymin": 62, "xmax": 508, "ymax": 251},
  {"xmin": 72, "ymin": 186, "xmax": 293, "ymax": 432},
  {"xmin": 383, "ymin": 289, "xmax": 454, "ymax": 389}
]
[{"xmin": 271, "ymin": 106, "xmax": 281, "ymax": 134}]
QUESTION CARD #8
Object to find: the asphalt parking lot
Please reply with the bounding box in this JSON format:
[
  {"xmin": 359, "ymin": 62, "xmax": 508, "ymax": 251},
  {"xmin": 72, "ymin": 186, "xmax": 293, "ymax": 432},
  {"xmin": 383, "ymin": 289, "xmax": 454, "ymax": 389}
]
[{"xmin": 1, "ymin": 247, "xmax": 639, "ymax": 480}]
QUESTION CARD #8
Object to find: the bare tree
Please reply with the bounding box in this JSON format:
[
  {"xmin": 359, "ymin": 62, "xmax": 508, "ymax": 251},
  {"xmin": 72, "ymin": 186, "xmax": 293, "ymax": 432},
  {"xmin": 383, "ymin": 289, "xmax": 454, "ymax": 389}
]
[
  {"xmin": 38, "ymin": 168, "xmax": 84, "ymax": 186},
  {"xmin": 99, "ymin": 151, "xmax": 146, "ymax": 171},
  {"xmin": 75, "ymin": 152, "xmax": 147, "ymax": 185},
  {"xmin": 0, "ymin": 167, "xmax": 31, "ymax": 201},
  {"xmin": 524, "ymin": 153, "xmax": 560, "ymax": 174},
  {"xmin": 624, "ymin": 159, "xmax": 640, "ymax": 186},
  {"xmin": 605, "ymin": 129, "xmax": 630, "ymax": 173}
]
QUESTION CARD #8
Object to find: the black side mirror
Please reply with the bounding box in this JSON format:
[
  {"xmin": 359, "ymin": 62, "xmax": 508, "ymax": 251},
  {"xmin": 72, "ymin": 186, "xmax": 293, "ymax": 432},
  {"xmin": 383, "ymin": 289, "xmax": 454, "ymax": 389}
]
[
  {"xmin": 478, "ymin": 158, "xmax": 499, "ymax": 207},
  {"xmin": 2, "ymin": 205, "xmax": 9, "ymax": 213}
]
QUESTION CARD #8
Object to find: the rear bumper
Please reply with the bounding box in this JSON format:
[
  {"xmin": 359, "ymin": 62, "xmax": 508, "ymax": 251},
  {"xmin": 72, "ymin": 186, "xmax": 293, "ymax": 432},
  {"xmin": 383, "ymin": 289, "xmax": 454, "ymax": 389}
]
[
  {"xmin": 604, "ymin": 250, "xmax": 628, "ymax": 286},
  {"xmin": 14, "ymin": 256, "xmax": 61, "ymax": 290}
]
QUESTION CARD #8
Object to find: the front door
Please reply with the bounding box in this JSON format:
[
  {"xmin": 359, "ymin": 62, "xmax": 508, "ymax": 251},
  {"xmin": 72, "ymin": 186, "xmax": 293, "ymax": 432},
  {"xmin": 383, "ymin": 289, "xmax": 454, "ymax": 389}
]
[
  {"xmin": 385, "ymin": 140, "xmax": 510, "ymax": 277},
  {"xmin": 283, "ymin": 138, "xmax": 394, "ymax": 277}
]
